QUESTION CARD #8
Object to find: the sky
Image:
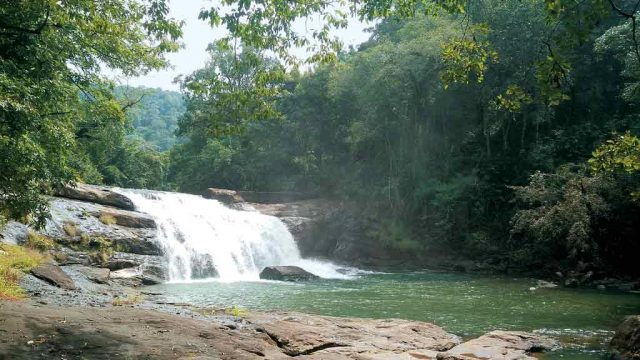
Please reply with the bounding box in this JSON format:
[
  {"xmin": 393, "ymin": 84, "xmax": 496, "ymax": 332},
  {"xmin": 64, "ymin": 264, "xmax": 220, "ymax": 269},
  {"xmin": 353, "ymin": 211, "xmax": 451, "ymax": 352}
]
[{"xmin": 114, "ymin": 1, "xmax": 372, "ymax": 91}]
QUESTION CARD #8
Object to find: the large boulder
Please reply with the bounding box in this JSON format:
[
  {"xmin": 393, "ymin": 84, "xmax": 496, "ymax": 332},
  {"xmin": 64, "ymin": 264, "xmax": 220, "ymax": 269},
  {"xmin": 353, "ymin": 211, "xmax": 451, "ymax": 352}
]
[
  {"xmin": 610, "ymin": 315, "xmax": 640, "ymax": 360},
  {"xmin": 42, "ymin": 198, "xmax": 161, "ymax": 256},
  {"xmin": 31, "ymin": 264, "xmax": 77, "ymax": 290},
  {"xmin": 246, "ymin": 311, "xmax": 460, "ymax": 357},
  {"xmin": 107, "ymin": 253, "xmax": 167, "ymax": 286},
  {"xmin": 0, "ymin": 221, "xmax": 29, "ymax": 245},
  {"xmin": 259, "ymin": 266, "xmax": 319, "ymax": 281},
  {"xmin": 203, "ymin": 188, "xmax": 245, "ymax": 204},
  {"xmin": 439, "ymin": 330, "xmax": 558, "ymax": 360},
  {"xmin": 57, "ymin": 183, "xmax": 135, "ymax": 210},
  {"xmin": 89, "ymin": 209, "xmax": 156, "ymax": 229},
  {"xmin": 76, "ymin": 266, "xmax": 110, "ymax": 284}
]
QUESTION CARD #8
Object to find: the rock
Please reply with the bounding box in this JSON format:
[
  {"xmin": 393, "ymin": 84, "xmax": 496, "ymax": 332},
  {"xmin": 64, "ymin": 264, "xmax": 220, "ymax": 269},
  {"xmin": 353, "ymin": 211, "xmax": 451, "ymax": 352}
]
[
  {"xmin": 106, "ymin": 253, "xmax": 167, "ymax": 277},
  {"xmin": 237, "ymin": 190, "xmax": 315, "ymax": 203},
  {"xmin": 247, "ymin": 311, "xmax": 460, "ymax": 357},
  {"xmin": 598, "ymin": 284, "xmax": 607, "ymax": 290},
  {"xmin": 57, "ymin": 183, "xmax": 135, "ymax": 210},
  {"xmin": 77, "ymin": 266, "xmax": 110, "ymax": 284},
  {"xmin": 31, "ymin": 264, "xmax": 77, "ymax": 290},
  {"xmin": 259, "ymin": 266, "xmax": 319, "ymax": 281},
  {"xmin": 0, "ymin": 221, "xmax": 29, "ymax": 245},
  {"xmin": 614, "ymin": 282, "xmax": 640, "ymax": 292},
  {"xmin": 536, "ymin": 280, "xmax": 558, "ymax": 288},
  {"xmin": 203, "ymin": 188, "xmax": 245, "ymax": 204},
  {"xmin": 440, "ymin": 330, "xmax": 559, "ymax": 360},
  {"xmin": 90, "ymin": 209, "xmax": 156, "ymax": 229},
  {"xmin": 108, "ymin": 253, "xmax": 167, "ymax": 286},
  {"xmin": 42, "ymin": 198, "xmax": 161, "ymax": 256},
  {"xmin": 564, "ymin": 277, "xmax": 579, "ymax": 288},
  {"xmin": 610, "ymin": 315, "xmax": 640, "ymax": 360}
]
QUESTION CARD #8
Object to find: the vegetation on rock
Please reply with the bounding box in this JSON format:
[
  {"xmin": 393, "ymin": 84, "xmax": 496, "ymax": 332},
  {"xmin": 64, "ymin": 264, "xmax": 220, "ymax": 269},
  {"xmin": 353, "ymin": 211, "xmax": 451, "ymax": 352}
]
[{"xmin": 0, "ymin": 243, "xmax": 47, "ymax": 300}]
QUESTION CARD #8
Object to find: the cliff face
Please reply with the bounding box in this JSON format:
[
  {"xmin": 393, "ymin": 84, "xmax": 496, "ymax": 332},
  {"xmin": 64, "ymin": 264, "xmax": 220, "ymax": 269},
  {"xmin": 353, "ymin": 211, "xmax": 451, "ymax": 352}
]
[{"xmin": 204, "ymin": 187, "xmax": 412, "ymax": 268}]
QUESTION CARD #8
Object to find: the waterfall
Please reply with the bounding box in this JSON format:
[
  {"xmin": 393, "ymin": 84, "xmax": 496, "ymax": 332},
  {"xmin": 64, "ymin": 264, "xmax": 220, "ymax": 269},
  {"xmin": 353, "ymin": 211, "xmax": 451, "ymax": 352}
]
[{"xmin": 116, "ymin": 189, "xmax": 354, "ymax": 282}]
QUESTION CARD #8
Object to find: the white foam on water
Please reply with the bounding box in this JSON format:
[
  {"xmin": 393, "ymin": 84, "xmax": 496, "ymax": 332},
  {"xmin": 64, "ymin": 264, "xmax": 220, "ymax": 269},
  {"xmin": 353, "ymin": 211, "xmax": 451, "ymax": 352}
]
[{"xmin": 116, "ymin": 189, "xmax": 362, "ymax": 282}]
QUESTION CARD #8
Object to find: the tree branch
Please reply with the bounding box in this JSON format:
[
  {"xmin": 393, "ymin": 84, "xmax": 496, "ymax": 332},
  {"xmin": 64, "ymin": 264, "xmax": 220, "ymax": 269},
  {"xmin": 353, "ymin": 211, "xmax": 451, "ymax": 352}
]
[{"xmin": 608, "ymin": 0, "xmax": 640, "ymax": 66}]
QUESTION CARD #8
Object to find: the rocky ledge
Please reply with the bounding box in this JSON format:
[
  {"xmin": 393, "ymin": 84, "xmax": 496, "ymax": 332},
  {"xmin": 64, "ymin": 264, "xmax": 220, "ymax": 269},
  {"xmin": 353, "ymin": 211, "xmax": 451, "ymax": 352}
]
[{"xmin": 0, "ymin": 300, "xmax": 557, "ymax": 360}]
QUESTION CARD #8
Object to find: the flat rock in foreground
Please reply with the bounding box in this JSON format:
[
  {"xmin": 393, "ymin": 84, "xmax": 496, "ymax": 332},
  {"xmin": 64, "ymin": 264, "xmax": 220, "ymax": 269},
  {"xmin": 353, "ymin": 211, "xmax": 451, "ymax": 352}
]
[
  {"xmin": 439, "ymin": 330, "xmax": 559, "ymax": 360},
  {"xmin": 246, "ymin": 311, "xmax": 461, "ymax": 358},
  {"xmin": 0, "ymin": 301, "xmax": 560, "ymax": 360}
]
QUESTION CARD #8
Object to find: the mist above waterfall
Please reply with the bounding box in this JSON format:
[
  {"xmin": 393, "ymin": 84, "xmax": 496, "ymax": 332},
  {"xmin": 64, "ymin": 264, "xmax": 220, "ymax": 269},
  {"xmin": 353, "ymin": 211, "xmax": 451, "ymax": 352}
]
[{"xmin": 117, "ymin": 189, "xmax": 356, "ymax": 282}]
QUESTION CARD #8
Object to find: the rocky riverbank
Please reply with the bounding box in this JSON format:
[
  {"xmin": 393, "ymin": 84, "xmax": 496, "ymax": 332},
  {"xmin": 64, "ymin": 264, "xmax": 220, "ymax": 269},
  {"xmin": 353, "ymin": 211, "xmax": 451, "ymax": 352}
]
[
  {"xmin": 0, "ymin": 299, "xmax": 559, "ymax": 359},
  {"xmin": 1, "ymin": 184, "xmax": 637, "ymax": 359}
]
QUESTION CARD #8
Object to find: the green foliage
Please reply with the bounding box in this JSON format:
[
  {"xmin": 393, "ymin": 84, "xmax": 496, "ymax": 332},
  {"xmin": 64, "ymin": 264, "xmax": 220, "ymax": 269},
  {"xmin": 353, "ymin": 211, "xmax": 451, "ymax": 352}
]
[
  {"xmin": 116, "ymin": 86, "xmax": 185, "ymax": 151},
  {"xmin": 224, "ymin": 305, "xmax": 248, "ymax": 317},
  {"xmin": 440, "ymin": 24, "xmax": 498, "ymax": 88},
  {"xmin": 171, "ymin": 0, "xmax": 640, "ymax": 275},
  {"xmin": 62, "ymin": 221, "xmax": 77, "ymax": 237},
  {"xmin": 510, "ymin": 166, "xmax": 608, "ymax": 263},
  {"xmin": 589, "ymin": 132, "xmax": 640, "ymax": 174},
  {"xmin": 0, "ymin": 0, "xmax": 182, "ymax": 226},
  {"xmin": 99, "ymin": 213, "xmax": 117, "ymax": 225},
  {"xmin": 178, "ymin": 44, "xmax": 285, "ymax": 137},
  {"xmin": 0, "ymin": 243, "xmax": 47, "ymax": 300},
  {"xmin": 25, "ymin": 231, "xmax": 56, "ymax": 252}
]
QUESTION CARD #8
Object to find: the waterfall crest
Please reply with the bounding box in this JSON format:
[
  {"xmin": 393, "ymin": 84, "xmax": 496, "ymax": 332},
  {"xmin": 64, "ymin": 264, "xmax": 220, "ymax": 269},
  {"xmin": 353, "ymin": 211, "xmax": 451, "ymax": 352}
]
[{"xmin": 117, "ymin": 189, "xmax": 353, "ymax": 282}]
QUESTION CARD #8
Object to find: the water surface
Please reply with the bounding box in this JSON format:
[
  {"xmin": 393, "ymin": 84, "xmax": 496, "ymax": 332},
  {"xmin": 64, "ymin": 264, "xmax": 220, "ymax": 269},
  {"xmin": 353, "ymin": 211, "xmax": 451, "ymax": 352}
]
[{"xmin": 149, "ymin": 271, "xmax": 640, "ymax": 359}]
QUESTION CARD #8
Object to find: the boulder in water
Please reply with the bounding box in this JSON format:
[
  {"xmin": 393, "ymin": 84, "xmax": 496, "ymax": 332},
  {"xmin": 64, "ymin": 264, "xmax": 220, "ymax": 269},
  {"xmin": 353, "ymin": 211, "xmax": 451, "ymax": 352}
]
[
  {"xmin": 259, "ymin": 266, "xmax": 319, "ymax": 281},
  {"xmin": 31, "ymin": 264, "xmax": 77, "ymax": 290},
  {"xmin": 610, "ymin": 315, "xmax": 640, "ymax": 359},
  {"xmin": 57, "ymin": 183, "xmax": 135, "ymax": 210}
]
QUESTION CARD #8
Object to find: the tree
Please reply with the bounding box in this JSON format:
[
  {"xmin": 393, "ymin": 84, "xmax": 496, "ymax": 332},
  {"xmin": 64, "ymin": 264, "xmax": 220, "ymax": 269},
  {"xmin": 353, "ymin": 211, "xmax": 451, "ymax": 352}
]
[{"xmin": 0, "ymin": 0, "xmax": 182, "ymax": 226}]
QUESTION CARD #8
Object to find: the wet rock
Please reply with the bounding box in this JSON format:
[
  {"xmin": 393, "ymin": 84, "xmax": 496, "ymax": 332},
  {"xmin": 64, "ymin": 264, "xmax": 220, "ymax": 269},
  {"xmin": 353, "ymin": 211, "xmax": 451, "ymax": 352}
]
[
  {"xmin": 564, "ymin": 277, "xmax": 579, "ymax": 288},
  {"xmin": 89, "ymin": 209, "xmax": 156, "ymax": 229},
  {"xmin": 106, "ymin": 253, "xmax": 166, "ymax": 276},
  {"xmin": 53, "ymin": 248, "xmax": 91, "ymax": 266},
  {"xmin": 610, "ymin": 315, "xmax": 640, "ymax": 360},
  {"xmin": 536, "ymin": 280, "xmax": 558, "ymax": 288},
  {"xmin": 42, "ymin": 198, "xmax": 160, "ymax": 256},
  {"xmin": 57, "ymin": 183, "xmax": 135, "ymax": 210},
  {"xmin": 204, "ymin": 188, "xmax": 245, "ymax": 204},
  {"xmin": 108, "ymin": 254, "xmax": 167, "ymax": 286},
  {"xmin": 31, "ymin": 264, "xmax": 77, "ymax": 290},
  {"xmin": 247, "ymin": 311, "xmax": 460, "ymax": 357},
  {"xmin": 0, "ymin": 221, "xmax": 28, "ymax": 245},
  {"xmin": 440, "ymin": 330, "xmax": 558, "ymax": 360},
  {"xmin": 77, "ymin": 266, "xmax": 110, "ymax": 284},
  {"xmin": 259, "ymin": 266, "xmax": 319, "ymax": 281}
]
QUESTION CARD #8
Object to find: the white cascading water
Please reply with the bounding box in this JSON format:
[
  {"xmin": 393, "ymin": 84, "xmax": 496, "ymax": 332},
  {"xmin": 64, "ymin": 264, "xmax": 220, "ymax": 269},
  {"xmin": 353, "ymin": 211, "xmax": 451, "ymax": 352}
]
[{"xmin": 116, "ymin": 189, "xmax": 355, "ymax": 282}]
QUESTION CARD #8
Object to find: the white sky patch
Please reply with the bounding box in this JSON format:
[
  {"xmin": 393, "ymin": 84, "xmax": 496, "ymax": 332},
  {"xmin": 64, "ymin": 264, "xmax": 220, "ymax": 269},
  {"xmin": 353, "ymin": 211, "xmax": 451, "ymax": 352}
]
[{"xmin": 109, "ymin": 0, "xmax": 372, "ymax": 91}]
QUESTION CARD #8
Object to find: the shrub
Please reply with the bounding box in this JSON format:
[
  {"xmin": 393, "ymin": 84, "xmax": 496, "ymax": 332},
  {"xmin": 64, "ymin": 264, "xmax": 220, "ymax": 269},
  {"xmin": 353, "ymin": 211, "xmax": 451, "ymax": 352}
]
[
  {"xmin": 62, "ymin": 221, "xmax": 77, "ymax": 237},
  {"xmin": 79, "ymin": 232, "xmax": 90, "ymax": 248},
  {"xmin": 88, "ymin": 237, "xmax": 115, "ymax": 265},
  {"xmin": 224, "ymin": 305, "xmax": 248, "ymax": 317},
  {"xmin": 99, "ymin": 213, "xmax": 117, "ymax": 225},
  {"xmin": 112, "ymin": 293, "xmax": 143, "ymax": 306},
  {"xmin": 25, "ymin": 231, "xmax": 57, "ymax": 252},
  {"xmin": 0, "ymin": 244, "xmax": 47, "ymax": 300}
]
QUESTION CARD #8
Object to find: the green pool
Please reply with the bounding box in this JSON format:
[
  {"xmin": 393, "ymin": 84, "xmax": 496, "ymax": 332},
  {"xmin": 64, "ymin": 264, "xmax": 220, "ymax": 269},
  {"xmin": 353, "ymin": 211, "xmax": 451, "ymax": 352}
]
[{"xmin": 149, "ymin": 271, "xmax": 640, "ymax": 359}]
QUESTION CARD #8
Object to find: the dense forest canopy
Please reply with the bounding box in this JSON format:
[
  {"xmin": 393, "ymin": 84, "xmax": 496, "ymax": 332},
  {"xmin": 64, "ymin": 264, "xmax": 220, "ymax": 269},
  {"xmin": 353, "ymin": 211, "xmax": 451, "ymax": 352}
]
[
  {"xmin": 116, "ymin": 86, "xmax": 185, "ymax": 151},
  {"xmin": 2, "ymin": 0, "xmax": 640, "ymax": 276}
]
